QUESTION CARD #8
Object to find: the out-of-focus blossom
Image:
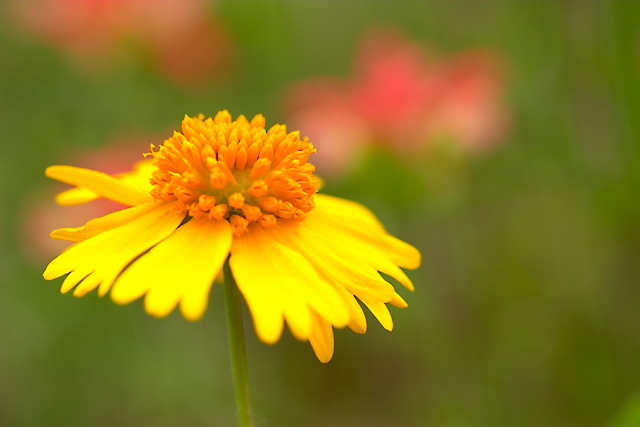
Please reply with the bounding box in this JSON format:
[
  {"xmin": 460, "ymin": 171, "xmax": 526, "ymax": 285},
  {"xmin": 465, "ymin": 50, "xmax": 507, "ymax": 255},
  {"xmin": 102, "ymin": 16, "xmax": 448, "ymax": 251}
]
[
  {"xmin": 21, "ymin": 137, "xmax": 155, "ymax": 262},
  {"xmin": 8, "ymin": 0, "xmax": 234, "ymax": 84},
  {"xmin": 284, "ymin": 29, "xmax": 508, "ymax": 176},
  {"xmin": 286, "ymin": 80, "xmax": 372, "ymax": 177}
]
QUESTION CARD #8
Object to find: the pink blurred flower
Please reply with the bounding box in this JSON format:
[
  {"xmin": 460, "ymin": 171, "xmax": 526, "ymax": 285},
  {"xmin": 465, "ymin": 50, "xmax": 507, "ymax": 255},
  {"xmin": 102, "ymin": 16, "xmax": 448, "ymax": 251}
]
[
  {"xmin": 284, "ymin": 29, "xmax": 509, "ymax": 176},
  {"xmin": 286, "ymin": 80, "xmax": 372, "ymax": 176},
  {"xmin": 8, "ymin": 0, "xmax": 234, "ymax": 84},
  {"xmin": 21, "ymin": 137, "xmax": 155, "ymax": 262}
]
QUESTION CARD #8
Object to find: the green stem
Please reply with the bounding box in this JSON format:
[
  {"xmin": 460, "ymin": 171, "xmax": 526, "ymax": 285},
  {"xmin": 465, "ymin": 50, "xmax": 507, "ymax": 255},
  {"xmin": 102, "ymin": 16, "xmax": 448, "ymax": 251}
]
[{"xmin": 223, "ymin": 259, "xmax": 252, "ymax": 427}]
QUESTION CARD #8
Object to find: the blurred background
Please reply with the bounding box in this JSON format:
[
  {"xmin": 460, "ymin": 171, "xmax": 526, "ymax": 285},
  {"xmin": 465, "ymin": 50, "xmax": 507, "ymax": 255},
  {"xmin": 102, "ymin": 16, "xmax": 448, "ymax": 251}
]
[{"xmin": 2, "ymin": 1, "xmax": 640, "ymax": 426}]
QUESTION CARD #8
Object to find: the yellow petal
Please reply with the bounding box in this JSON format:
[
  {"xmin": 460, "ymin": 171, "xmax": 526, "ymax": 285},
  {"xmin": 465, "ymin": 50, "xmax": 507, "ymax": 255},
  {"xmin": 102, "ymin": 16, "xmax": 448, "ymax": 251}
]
[
  {"xmin": 117, "ymin": 160, "xmax": 155, "ymax": 194},
  {"xmin": 360, "ymin": 297, "xmax": 393, "ymax": 331},
  {"xmin": 315, "ymin": 194, "xmax": 384, "ymax": 230},
  {"xmin": 389, "ymin": 292, "xmax": 408, "ymax": 309},
  {"xmin": 50, "ymin": 202, "xmax": 158, "ymax": 242},
  {"xmin": 110, "ymin": 217, "xmax": 232, "ymax": 321},
  {"xmin": 263, "ymin": 219, "xmax": 389, "ymax": 335},
  {"xmin": 298, "ymin": 213, "xmax": 416, "ymax": 291},
  {"xmin": 279, "ymin": 209, "xmax": 407, "ymax": 331},
  {"xmin": 338, "ymin": 286, "xmax": 367, "ymax": 334},
  {"xmin": 55, "ymin": 187, "xmax": 100, "ymax": 205},
  {"xmin": 308, "ymin": 311, "xmax": 334, "ymax": 363},
  {"xmin": 264, "ymin": 220, "xmax": 395, "ymax": 302},
  {"xmin": 315, "ymin": 195, "xmax": 421, "ymax": 270},
  {"xmin": 46, "ymin": 165, "xmax": 153, "ymax": 206},
  {"xmin": 380, "ymin": 234, "xmax": 422, "ymax": 270},
  {"xmin": 229, "ymin": 243, "xmax": 284, "ymax": 344},
  {"xmin": 43, "ymin": 203, "xmax": 183, "ymax": 297},
  {"xmin": 54, "ymin": 160, "xmax": 155, "ymax": 206},
  {"xmin": 347, "ymin": 317, "xmax": 367, "ymax": 334},
  {"xmin": 50, "ymin": 227, "xmax": 88, "ymax": 243},
  {"xmin": 230, "ymin": 224, "xmax": 350, "ymax": 344},
  {"xmin": 60, "ymin": 265, "xmax": 93, "ymax": 294}
]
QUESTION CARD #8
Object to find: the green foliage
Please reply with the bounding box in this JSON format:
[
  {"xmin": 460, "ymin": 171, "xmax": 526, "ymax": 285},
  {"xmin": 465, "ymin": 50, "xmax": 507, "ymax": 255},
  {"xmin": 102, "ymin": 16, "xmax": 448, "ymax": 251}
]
[{"xmin": 608, "ymin": 395, "xmax": 640, "ymax": 427}]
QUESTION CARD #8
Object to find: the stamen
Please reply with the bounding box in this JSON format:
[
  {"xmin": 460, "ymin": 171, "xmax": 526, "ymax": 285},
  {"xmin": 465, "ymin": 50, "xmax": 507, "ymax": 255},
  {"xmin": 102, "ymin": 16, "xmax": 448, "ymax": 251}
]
[
  {"xmin": 147, "ymin": 111, "xmax": 319, "ymax": 235},
  {"xmin": 228, "ymin": 193, "xmax": 245, "ymax": 209},
  {"xmin": 230, "ymin": 215, "xmax": 249, "ymax": 235}
]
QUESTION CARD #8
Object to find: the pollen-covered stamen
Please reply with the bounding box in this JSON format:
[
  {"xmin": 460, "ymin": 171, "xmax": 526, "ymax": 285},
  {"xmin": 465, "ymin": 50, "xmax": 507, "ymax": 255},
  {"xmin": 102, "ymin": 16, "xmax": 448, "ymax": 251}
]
[{"xmin": 146, "ymin": 111, "xmax": 319, "ymax": 235}]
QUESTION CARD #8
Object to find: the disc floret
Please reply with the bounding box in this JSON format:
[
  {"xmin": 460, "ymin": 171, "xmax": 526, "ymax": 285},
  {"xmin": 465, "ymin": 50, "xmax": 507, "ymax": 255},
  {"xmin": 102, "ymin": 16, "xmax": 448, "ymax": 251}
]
[{"xmin": 147, "ymin": 111, "xmax": 319, "ymax": 235}]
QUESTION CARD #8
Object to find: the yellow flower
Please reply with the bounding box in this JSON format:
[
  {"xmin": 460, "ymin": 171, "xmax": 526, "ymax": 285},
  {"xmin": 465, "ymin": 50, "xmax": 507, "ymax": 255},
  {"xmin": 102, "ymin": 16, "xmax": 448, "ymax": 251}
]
[{"xmin": 43, "ymin": 111, "xmax": 420, "ymax": 362}]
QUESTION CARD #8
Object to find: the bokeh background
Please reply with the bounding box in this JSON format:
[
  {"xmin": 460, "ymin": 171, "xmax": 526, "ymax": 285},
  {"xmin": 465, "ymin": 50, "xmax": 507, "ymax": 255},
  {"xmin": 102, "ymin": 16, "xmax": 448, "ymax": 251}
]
[{"xmin": 2, "ymin": 1, "xmax": 640, "ymax": 426}]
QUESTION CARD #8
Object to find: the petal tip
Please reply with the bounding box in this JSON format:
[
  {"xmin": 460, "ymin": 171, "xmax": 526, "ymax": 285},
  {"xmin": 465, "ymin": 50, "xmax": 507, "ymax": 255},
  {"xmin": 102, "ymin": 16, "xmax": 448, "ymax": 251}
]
[
  {"xmin": 44, "ymin": 165, "xmax": 62, "ymax": 178},
  {"xmin": 145, "ymin": 306, "xmax": 173, "ymax": 319},
  {"xmin": 110, "ymin": 286, "xmax": 136, "ymax": 305},
  {"xmin": 72, "ymin": 288, "xmax": 88, "ymax": 298},
  {"xmin": 60, "ymin": 283, "xmax": 74, "ymax": 294},
  {"xmin": 257, "ymin": 333, "xmax": 282, "ymax": 346},
  {"xmin": 390, "ymin": 292, "xmax": 409, "ymax": 309},
  {"xmin": 316, "ymin": 353, "xmax": 333, "ymax": 363},
  {"xmin": 181, "ymin": 307, "xmax": 205, "ymax": 322},
  {"xmin": 42, "ymin": 266, "xmax": 59, "ymax": 281},
  {"xmin": 254, "ymin": 322, "xmax": 284, "ymax": 345}
]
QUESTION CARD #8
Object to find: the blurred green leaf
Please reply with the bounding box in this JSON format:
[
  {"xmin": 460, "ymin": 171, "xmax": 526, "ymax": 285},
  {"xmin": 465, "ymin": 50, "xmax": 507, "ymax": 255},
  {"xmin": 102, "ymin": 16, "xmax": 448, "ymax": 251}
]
[{"xmin": 608, "ymin": 395, "xmax": 640, "ymax": 427}]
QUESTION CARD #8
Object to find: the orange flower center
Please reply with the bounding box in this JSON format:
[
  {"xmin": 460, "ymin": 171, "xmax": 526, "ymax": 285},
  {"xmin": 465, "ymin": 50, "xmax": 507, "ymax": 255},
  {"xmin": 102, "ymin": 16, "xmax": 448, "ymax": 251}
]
[{"xmin": 146, "ymin": 111, "xmax": 319, "ymax": 235}]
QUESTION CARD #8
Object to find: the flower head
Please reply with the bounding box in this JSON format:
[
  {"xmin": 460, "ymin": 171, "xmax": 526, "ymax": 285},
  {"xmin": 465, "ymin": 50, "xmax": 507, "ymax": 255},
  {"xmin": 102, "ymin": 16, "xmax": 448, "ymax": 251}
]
[{"xmin": 43, "ymin": 112, "xmax": 420, "ymax": 362}]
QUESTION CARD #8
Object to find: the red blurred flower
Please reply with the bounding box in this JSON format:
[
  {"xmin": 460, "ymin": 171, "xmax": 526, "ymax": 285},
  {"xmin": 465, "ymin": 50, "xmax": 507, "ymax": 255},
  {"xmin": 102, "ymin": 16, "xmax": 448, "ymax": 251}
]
[
  {"xmin": 8, "ymin": 0, "xmax": 234, "ymax": 84},
  {"xmin": 21, "ymin": 137, "xmax": 155, "ymax": 262},
  {"xmin": 284, "ymin": 29, "xmax": 509, "ymax": 176}
]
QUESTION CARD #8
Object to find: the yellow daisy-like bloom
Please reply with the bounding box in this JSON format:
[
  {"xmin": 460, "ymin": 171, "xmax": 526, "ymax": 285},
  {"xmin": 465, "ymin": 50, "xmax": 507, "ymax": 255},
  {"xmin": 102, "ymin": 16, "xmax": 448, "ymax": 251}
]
[{"xmin": 43, "ymin": 111, "xmax": 420, "ymax": 362}]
